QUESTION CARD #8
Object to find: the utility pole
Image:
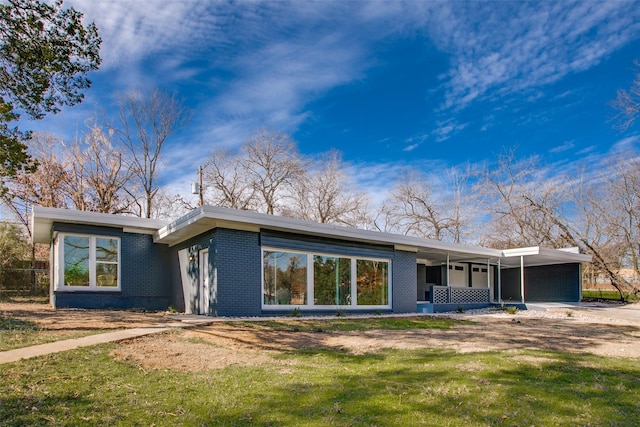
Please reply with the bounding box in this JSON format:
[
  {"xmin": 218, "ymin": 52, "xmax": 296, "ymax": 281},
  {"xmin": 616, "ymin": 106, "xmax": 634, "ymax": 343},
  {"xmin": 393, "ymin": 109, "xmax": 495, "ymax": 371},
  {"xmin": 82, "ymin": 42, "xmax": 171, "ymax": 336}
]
[
  {"xmin": 198, "ymin": 165, "xmax": 204, "ymax": 207},
  {"xmin": 192, "ymin": 166, "xmax": 204, "ymax": 206}
]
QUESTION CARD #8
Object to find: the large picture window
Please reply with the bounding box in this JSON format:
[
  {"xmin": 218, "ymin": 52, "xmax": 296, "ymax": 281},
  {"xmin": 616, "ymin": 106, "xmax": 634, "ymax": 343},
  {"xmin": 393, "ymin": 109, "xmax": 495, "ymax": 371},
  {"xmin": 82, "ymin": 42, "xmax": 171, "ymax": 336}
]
[
  {"xmin": 263, "ymin": 250, "xmax": 307, "ymax": 305},
  {"xmin": 262, "ymin": 248, "xmax": 390, "ymax": 309},
  {"xmin": 56, "ymin": 234, "xmax": 120, "ymax": 291},
  {"xmin": 314, "ymin": 255, "xmax": 351, "ymax": 305},
  {"xmin": 356, "ymin": 259, "xmax": 389, "ymax": 306}
]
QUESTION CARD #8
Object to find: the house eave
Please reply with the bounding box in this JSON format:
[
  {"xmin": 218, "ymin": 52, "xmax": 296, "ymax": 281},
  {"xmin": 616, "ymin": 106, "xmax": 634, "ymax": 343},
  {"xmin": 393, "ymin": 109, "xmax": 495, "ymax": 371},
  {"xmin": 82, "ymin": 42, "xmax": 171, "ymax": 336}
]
[
  {"xmin": 31, "ymin": 206, "xmax": 169, "ymax": 244},
  {"xmin": 153, "ymin": 206, "xmax": 504, "ymax": 260},
  {"xmin": 501, "ymin": 246, "xmax": 592, "ymax": 267}
]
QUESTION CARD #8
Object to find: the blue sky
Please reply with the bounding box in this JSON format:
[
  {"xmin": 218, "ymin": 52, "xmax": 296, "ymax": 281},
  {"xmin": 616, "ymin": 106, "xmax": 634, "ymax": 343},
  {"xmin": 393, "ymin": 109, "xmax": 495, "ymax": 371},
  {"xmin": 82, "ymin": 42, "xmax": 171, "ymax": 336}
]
[{"xmin": 26, "ymin": 0, "xmax": 640, "ymax": 204}]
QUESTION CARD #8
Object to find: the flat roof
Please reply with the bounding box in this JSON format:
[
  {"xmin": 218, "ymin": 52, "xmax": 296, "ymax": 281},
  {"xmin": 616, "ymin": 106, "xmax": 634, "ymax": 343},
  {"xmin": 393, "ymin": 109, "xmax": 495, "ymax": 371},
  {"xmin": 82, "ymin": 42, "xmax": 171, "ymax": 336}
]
[
  {"xmin": 31, "ymin": 206, "xmax": 169, "ymax": 244},
  {"xmin": 154, "ymin": 206, "xmax": 501, "ymax": 262},
  {"xmin": 31, "ymin": 205, "xmax": 591, "ymax": 266},
  {"xmin": 501, "ymin": 246, "xmax": 591, "ymax": 267}
]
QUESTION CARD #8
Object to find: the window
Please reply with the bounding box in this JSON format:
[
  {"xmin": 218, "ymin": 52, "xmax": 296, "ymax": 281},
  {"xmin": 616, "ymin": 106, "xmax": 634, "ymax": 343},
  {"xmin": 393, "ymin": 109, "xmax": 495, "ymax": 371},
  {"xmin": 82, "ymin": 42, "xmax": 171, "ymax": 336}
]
[
  {"xmin": 56, "ymin": 234, "xmax": 120, "ymax": 291},
  {"xmin": 314, "ymin": 255, "xmax": 351, "ymax": 305},
  {"xmin": 356, "ymin": 259, "xmax": 389, "ymax": 306},
  {"xmin": 263, "ymin": 250, "xmax": 307, "ymax": 305},
  {"xmin": 262, "ymin": 248, "xmax": 390, "ymax": 309}
]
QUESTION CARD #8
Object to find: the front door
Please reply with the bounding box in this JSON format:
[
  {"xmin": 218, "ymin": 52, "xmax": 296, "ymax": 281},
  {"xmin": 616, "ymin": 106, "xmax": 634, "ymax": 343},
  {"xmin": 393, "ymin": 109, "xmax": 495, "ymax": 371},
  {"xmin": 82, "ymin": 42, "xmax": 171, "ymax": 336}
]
[{"xmin": 199, "ymin": 249, "xmax": 209, "ymax": 315}]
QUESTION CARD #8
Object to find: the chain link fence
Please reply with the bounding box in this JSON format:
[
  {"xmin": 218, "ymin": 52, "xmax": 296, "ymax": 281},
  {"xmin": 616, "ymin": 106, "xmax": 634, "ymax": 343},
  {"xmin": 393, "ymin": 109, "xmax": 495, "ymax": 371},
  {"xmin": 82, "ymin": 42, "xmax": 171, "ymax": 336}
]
[{"xmin": 0, "ymin": 260, "xmax": 49, "ymax": 300}]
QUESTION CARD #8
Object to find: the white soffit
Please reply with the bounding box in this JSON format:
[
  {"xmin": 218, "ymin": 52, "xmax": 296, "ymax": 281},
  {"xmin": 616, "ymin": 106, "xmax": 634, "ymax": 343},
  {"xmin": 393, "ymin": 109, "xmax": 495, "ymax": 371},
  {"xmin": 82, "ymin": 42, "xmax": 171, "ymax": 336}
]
[{"xmin": 31, "ymin": 206, "xmax": 168, "ymax": 244}]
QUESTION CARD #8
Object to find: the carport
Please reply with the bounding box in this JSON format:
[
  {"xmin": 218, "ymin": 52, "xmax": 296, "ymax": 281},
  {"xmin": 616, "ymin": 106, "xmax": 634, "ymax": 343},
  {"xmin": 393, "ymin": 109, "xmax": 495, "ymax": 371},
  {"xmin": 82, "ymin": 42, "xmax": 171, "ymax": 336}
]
[{"xmin": 500, "ymin": 247, "xmax": 592, "ymax": 303}]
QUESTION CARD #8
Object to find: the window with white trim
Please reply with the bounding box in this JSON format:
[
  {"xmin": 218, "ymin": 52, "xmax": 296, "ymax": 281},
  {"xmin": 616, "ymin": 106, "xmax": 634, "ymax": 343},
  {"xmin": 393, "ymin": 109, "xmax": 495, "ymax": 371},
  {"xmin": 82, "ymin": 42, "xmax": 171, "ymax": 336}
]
[
  {"xmin": 55, "ymin": 234, "xmax": 121, "ymax": 291},
  {"xmin": 262, "ymin": 247, "xmax": 391, "ymax": 309}
]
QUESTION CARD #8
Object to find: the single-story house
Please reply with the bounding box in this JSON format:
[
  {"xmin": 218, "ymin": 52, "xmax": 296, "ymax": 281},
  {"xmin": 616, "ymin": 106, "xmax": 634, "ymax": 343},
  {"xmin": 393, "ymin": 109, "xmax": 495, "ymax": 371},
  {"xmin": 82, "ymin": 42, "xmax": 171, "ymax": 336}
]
[{"xmin": 31, "ymin": 205, "xmax": 591, "ymax": 315}]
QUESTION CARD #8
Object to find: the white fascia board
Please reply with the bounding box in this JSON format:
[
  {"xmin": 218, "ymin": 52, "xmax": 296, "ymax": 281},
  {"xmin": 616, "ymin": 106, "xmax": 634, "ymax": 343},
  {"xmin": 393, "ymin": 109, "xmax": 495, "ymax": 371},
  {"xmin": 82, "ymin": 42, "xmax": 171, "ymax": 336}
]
[
  {"xmin": 501, "ymin": 247, "xmax": 541, "ymax": 257},
  {"xmin": 31, "ymin": 206, "xmax": 168, "ymax": 244},
  {"xmin": 557, "ymin": 247, "xmax": 580, "ymax": 254},
  {"xmin": 154, "ymin": 205, "xmax": 503, "ymax": 259},
  {"xmin": 501, "ymin": 246, "xmax": 591, "ymax": 264}
]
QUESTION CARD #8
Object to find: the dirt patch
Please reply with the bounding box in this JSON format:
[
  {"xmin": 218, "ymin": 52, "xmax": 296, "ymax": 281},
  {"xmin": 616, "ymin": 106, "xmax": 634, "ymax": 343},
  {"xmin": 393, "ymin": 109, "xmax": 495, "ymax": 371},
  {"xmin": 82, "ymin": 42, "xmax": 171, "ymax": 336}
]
[
  {"xmin": 110, "ymin": 331, "xmax": 277, "ymax": 372},
  {"xmin": 0, "ymin": 302, "xmax": 172, "ymax": 331},
  {"xmin": 3, "ymin": 303, "xmax": 640, "ymax": 372},
  {"xmin": 176, "ymin": 316, "xmax": 640, "ymax": 358}
]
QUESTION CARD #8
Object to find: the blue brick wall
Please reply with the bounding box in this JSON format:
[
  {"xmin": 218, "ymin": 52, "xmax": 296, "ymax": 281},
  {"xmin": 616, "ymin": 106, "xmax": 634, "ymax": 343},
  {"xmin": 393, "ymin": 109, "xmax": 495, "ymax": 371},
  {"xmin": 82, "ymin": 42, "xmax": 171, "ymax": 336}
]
[
  {"xmin": 51, "ymin": 223, "xmax": 171, "ymax": 310},
  {"xmin": 392, "ymin": 250, "xmax": 417, "ymax": 313},
  {"xmin": 53, "ymin": 293, "xmax": 169, "ymax": 310},
  {"xmin": 212, "ymin": 228, "xmax": 262, "ymax": 317},
  {"xmin": 168, "ymin": 228, "xmax": 261, "ymax": 316},
  {"xmin": 51, "ymin": 222, "xmax": 420, "ymax": 315}
]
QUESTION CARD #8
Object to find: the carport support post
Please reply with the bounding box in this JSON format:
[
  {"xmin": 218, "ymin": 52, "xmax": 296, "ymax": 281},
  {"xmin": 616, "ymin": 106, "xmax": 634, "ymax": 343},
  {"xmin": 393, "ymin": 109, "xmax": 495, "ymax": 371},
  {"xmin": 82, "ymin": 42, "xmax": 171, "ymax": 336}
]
[
  {"xmin": 520, "ymin": 255, "xmax": 525, "ymax": 304},
  {"xmin": 487, "ymin": 259, "xmax": 490, "ymax": 288},
  {"xmin": 497, "ymin": 258, "xmax": 501, "ymax": 303},
  {"xmin": 446, "ymin": 254, "xmax": 450, "ymax": 286}
]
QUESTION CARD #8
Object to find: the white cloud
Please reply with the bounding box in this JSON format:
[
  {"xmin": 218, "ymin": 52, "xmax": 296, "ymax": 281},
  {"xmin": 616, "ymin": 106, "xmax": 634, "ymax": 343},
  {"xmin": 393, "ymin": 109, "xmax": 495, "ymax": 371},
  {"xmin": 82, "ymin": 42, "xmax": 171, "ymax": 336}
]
[
  {"xmin": 50, "ymin": 1, "xmax": 640, "ymax": 201},
  {"xmin": 402, "ymin": 133, "xmax": 429, "ymax": 152},
  {"xmin": 425, "ymin": 1, "xmax": 640, "ymax": 111},
  {"xmin": 433, "ymin": 119, "xmax": 467, "ymax": 142},
  {"xmin": 549, "ymin": 141, "xmax": 575, "ymax": 154}
]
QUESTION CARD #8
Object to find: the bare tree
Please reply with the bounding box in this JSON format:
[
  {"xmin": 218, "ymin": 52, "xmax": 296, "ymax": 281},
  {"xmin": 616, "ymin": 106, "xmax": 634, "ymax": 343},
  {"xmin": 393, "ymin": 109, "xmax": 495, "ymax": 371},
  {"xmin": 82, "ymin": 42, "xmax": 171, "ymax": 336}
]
[
  {"xmin": 64, "ymin": 125, "xmax": 130, "ymax": 213},
  {"xmin": 612, "ymin": 61, "xmax": 640, "ymax": 131},
  {"xmin": 203, "ymin": 149, "xmax": 256, "ymax": 210},
  {"xmin": 478, "ymin": 150, "xmax": 562, "ymax": 248},
  {"xmin": 282, "ymin": 150, "xmax": 369, "ymax": 226},
  {"xmin": 590, "ymin": 154, "xmax": 640, "ymax": 297},
  {"xmin": 480, "ymin": 149, "xmax": 640, "ymax": 299},
  {"xmin": 112, "ymin": 88, "xmax": 191, "ymax": 218},
  {"xmin": 242, "ymin": 129, "xmax": 305, "ymax": 215},
  {"xmin": 149, "ymin": 188, "xmax": 193, "ymax": 220},
  {"xmin": 382, "ymin": 170, "xmax": 460, "ymax": 241},
  {"xmin": 2, "ymin": 132, "xmax": 68, "ymax": 234}
]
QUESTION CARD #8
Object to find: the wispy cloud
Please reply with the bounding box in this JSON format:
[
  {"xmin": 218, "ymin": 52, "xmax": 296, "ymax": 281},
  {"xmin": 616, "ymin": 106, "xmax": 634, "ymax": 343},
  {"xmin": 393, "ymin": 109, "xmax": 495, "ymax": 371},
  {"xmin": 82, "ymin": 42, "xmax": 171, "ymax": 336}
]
[
  {"xmin": 51, "ymin": 1, "xmax": 640, "ymax": 199},
  {"xmin": 426, "ymin": 1, "xmax": 640, "ymax": 111},
  {"xmin": 433, "ymin": 119, "xmax": 467, "ymax": 142},
  {"xmin": 549, "ymin": 140, "xmax": 575, "ymax": 154},
  {"xmin": 402, "ymin": 133, "xmax": 429, "ymax": 152}
]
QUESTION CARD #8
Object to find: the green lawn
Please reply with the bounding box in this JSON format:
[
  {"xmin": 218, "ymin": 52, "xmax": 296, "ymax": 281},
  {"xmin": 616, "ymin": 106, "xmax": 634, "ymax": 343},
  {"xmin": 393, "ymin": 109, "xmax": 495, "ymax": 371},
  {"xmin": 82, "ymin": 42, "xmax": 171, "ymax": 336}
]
[
  {"xmin": 1, "ymin": 328, "xmax": 639, "ymax": 426},
  {"xmin": 230, "ymin": 316, "xmax": 467, "ymax": 332},
  {"xmin": 582, "ymin": 289, "xmax": 639, "ymax": 302},
  {"xmin": 0, "ymin": 315, "xmax": 108, "ymax": 351}
]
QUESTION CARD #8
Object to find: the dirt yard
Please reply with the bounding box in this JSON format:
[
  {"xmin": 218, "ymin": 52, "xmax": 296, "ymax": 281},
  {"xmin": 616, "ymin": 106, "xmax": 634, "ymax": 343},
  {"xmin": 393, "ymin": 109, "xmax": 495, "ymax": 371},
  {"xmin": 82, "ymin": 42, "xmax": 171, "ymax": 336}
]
[{"xmin": 2, "ymin": 302, "xmax": 640, "ymax": 372}]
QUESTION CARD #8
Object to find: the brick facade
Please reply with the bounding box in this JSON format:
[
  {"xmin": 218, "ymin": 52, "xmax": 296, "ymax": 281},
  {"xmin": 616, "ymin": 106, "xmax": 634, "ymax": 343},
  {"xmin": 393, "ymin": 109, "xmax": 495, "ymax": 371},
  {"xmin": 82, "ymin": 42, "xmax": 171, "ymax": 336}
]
[
  {"xmin": 392, "ymin": 249, "xmax": 418, "ymax": 313},
  {"xmin": 51, "ymin": 223, "xmax": 171, "ymax": 310}
]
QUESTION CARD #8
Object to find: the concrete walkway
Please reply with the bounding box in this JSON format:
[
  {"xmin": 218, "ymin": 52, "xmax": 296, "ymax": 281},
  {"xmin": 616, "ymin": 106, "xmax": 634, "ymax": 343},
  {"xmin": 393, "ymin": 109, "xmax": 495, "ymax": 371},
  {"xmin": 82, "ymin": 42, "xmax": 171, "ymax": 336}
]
[{"xmin": 0, "ymin": 320, "xmax": 214, "ymax": 365}]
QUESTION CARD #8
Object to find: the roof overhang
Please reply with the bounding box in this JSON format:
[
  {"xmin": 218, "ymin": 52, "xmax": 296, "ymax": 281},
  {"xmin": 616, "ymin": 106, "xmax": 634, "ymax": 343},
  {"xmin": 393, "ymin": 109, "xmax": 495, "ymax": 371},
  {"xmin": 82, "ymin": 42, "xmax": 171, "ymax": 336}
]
[
  {"xmin": 31, "ymin": 206, "xmax": 169, "ymax": 244},
  {"xmin": 154, "ymin": 206, "xmax": 504, "ymax": 261},
  {"xmin": 501, "ymin": 246, "xmax": 592, "ymax": 268},
  {"xmin": 31, "ymin": 206, "xmax": 592, "ymax": 268}
]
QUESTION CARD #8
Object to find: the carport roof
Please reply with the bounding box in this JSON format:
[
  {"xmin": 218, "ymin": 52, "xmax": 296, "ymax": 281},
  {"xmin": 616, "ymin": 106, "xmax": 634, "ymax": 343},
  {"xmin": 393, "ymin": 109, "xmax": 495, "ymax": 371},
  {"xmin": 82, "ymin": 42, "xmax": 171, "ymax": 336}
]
[{"xmin": 501, "ymin": 246, "xmax": 591, "ymax": 267}]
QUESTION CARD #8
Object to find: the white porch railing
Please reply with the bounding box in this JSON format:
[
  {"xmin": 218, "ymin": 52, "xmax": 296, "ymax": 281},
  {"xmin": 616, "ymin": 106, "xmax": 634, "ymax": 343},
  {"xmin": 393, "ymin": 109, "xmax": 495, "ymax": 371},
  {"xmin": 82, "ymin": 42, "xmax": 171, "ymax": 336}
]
[{"xmin": 430, "ymin": 285, "xmax": 490, "ymax": 304}]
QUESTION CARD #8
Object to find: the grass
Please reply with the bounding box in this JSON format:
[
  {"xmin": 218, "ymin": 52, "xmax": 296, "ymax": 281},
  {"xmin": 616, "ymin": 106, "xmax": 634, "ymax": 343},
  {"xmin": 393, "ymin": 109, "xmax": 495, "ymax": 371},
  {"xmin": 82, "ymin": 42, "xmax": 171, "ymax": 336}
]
[
  {"xmin": 0, "ymin": 314, "xmax": 108, "ymax": 351},
  {"xmin": 582, "ymin": 289, "xmax": 639, "ymax": 302},
  {"xmin": 0, "ymin": 294, "xmax": 49, "ymax": 304},
  {"xmin": 1, "ymin": 337, "xmax": 639, "ymax": 426},
  {"xmin": 229, "ymin": 315, "xmax": 468, "ymax": 332},
  {"xmin": 503, "ymin": 306, "xmax": 518, "ymax": 315}
]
